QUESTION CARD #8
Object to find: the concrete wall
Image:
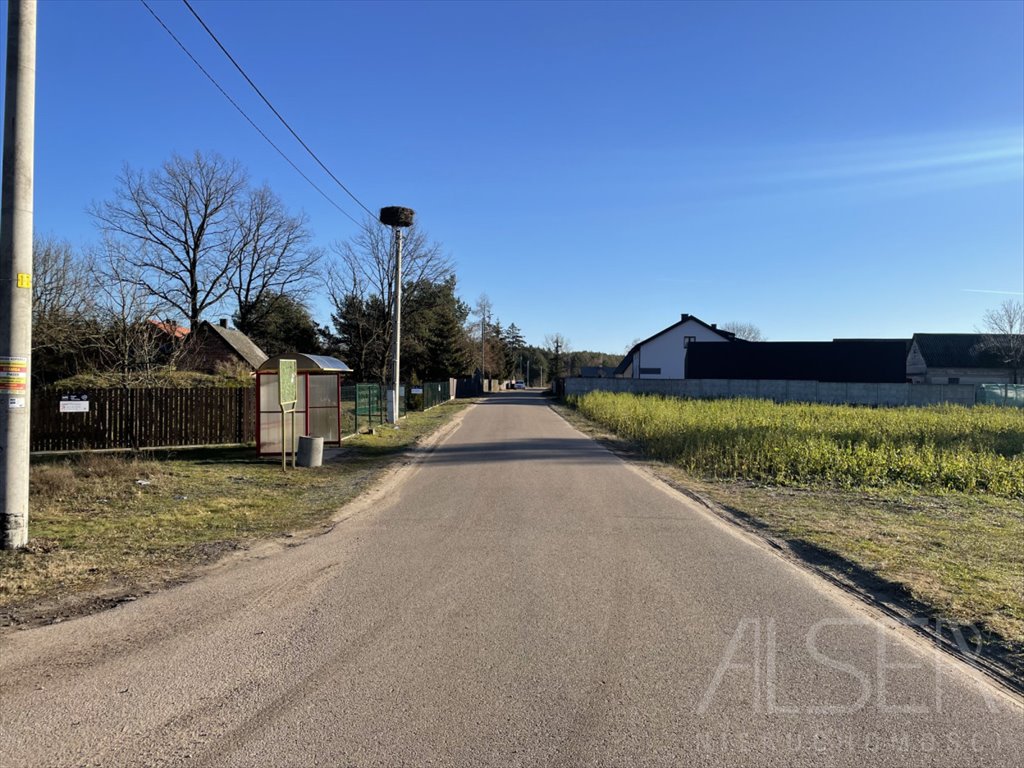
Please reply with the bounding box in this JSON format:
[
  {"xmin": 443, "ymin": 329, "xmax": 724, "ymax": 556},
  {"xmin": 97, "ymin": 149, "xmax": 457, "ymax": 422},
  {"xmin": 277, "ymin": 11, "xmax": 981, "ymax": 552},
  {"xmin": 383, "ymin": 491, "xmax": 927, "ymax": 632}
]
[{"xmin": 564, "ymin": 377, "xmax": 978, "ymax": 407}]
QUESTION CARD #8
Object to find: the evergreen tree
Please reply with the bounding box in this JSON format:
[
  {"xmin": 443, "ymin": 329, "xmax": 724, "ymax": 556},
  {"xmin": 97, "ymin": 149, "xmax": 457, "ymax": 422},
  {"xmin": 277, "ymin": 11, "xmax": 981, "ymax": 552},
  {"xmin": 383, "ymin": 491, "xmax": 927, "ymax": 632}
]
[{"xmin": 233, "ymin": 292, "xmax": 322, "ymax": 357}]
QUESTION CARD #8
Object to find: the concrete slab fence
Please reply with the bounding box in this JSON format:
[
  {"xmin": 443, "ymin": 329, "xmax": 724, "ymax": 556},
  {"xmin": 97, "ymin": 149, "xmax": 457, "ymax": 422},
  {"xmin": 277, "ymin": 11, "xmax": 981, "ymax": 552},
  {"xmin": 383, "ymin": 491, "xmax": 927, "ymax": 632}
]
[{"xmin": 564, "ymin": 377, "xmax": 979, "ymax": 407}]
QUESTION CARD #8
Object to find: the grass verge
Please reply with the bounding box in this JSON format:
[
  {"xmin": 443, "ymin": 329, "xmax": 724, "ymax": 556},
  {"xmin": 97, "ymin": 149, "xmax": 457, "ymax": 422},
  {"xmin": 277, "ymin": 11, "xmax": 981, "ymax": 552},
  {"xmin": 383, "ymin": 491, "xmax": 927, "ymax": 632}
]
[
  {"xmin": 553, "ymin": 400, "xmax": 1024, "ymax": 690},
  {"xmin": 0, "ymin": 400, "xmax": 470, "ymax": 628}
]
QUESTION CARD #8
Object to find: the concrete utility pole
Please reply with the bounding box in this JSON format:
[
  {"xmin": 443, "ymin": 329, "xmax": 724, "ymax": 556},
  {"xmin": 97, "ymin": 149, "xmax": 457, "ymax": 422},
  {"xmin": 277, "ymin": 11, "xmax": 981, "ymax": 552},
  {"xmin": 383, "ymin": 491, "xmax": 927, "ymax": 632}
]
[
  {"xmin": 379, "ymin": 206, "xmax": 414, "ymax": 425},
  {"xmin": 1, "ymin": 0, "xmax": 36, "ymax": 551}
]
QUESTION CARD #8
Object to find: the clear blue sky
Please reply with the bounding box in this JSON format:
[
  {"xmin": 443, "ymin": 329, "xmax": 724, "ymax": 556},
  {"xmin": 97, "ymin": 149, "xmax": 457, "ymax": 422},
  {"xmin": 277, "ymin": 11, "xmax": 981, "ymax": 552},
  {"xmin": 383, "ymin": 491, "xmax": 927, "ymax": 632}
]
[{"xmin": 3, "ymin": 0, "xmax": 1022, "ymax": 354}]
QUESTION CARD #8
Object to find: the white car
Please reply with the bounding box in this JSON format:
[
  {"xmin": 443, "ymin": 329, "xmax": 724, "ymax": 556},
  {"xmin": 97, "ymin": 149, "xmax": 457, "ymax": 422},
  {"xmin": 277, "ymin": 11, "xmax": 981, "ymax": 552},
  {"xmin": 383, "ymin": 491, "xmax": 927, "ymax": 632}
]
[{"xmin": 514, "ymin": 381, "xmax": 526, "ymax": 389}]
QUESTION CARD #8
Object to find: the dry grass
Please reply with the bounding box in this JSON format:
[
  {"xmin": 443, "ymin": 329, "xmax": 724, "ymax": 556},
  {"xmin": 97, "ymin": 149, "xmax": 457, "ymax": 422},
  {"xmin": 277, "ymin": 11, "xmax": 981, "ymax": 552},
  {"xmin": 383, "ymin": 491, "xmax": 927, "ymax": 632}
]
[
  {"xmin": 0, "ymin": 401, "xmax": 469, "ymax": 624},
  {"xmin": 555, "ymin": 400, "xmax": 1024, "ymax": 676}
]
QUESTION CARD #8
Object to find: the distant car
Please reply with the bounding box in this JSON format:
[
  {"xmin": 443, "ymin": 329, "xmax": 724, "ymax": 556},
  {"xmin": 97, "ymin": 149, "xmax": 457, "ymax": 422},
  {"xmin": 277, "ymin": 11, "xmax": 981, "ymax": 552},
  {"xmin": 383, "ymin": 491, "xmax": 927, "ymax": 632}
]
[{"xmin": 514, "ymin": 381, "xmax": 526, "ymax": 389}]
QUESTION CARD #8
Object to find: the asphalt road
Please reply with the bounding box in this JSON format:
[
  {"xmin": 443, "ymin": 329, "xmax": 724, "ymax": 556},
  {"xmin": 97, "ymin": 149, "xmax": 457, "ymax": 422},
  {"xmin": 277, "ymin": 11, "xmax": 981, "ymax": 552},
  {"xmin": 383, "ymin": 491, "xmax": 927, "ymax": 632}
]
[{"xmin": 1, "ymin": 392, "xmax": 1021, "ymax": 767}]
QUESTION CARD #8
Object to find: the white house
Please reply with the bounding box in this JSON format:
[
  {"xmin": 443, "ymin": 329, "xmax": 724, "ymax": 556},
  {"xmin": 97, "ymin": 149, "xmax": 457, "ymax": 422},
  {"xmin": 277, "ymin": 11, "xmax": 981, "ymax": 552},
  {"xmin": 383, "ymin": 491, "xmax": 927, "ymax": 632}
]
[{"xmin": 614, "ymin": 314, "xmax": 737, "ymax": 379}]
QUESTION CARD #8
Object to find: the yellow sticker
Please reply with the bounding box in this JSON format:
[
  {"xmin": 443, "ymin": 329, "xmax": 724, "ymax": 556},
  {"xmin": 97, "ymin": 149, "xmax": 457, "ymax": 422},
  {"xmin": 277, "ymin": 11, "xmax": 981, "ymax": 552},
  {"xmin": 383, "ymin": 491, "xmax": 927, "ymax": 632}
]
[{"xmin": 17, "ymin": 273, "xmax": 31, "ymax": 289}]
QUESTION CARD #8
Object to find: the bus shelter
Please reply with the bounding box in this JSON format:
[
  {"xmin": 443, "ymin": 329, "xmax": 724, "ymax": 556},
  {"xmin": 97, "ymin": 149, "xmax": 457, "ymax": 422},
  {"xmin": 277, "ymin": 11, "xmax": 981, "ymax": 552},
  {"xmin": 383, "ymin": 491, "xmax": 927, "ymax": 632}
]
[{"xmin": 257, "ymin": 354, "xmax": 352, "ymax": 455}]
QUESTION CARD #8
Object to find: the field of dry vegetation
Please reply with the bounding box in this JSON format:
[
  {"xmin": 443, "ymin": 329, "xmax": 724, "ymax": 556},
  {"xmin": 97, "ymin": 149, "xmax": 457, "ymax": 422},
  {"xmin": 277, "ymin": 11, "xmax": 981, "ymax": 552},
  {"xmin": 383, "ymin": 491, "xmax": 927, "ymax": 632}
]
[{"xmin": 565, "ymin": 393, "xmax": 1024, "ymax": 680}]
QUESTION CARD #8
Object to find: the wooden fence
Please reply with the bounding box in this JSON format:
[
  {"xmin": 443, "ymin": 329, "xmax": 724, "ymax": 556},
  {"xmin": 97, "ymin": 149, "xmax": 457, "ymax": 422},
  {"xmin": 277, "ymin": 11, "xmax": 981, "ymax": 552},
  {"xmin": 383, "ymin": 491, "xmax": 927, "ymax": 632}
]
[{"xmin": 31, "ymin": 386, "xmax": 256, "ymax": 452}]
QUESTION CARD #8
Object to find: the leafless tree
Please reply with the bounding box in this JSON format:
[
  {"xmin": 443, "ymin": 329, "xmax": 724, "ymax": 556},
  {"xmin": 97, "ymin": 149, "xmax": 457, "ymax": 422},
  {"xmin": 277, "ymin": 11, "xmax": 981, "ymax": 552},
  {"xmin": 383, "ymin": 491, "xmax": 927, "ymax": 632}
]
[
  {"xmin": 719, "ymin": 321, "xmax": 765, "ymax": 341},
  {"xmin": 472, "ymin": 293, "xmax": 494, "ymax": 377},
  {"xmin": 230, "ymin": 185, "xmax": 322, "ymax": 335},
  {"xmin": 94, "ymin": 238, "xmax": 185, "ymax": 385},
  {"xmin": 91, "ymin": 151, "xmax": 248, "ymax": 326},
  {"xmin": 31, "ymin": 236, "xmax": 98, "ymax": 373},
  {"xmin": 328, "ymin": 217, "xmax": 453, "ymax": 381},
  {"xmin": 976, "ymin": 299, "xmax": 1024, "ymax": 383}
]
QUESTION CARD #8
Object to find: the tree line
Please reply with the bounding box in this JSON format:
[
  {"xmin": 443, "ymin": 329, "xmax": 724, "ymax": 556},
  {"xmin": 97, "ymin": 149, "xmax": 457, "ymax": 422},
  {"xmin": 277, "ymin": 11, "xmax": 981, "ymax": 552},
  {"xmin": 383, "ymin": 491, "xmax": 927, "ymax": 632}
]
[{"xmin": 32, "ymin": 150, "xmax": 596, "ymax": 387}]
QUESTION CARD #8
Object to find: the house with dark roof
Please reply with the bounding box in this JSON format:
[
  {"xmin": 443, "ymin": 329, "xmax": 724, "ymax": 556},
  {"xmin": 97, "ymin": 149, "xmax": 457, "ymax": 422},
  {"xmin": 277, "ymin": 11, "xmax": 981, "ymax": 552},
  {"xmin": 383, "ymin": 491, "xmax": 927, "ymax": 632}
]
[
  {"xmin": 906, "ymin": 334, "xmax": 1019, "ymax": 384},
  {"xmin": 614, "ymin": 314, "xmax": 738, "ymax": 379},
  {"xmin": 186, "ymin": 319, "xmax": 269, "ymax": 374},
  {"xmin": 685, "ymin": 339, "xmax": 910, "ymax": 383}
]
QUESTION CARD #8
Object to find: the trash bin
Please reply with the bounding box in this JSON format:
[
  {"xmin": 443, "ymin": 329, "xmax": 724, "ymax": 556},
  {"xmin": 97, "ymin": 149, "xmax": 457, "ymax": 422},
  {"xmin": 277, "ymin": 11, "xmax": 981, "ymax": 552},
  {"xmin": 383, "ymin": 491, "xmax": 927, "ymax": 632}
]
[{"xmin": 296, "ymin": 436, "xmax": 324, "ymax": 468}]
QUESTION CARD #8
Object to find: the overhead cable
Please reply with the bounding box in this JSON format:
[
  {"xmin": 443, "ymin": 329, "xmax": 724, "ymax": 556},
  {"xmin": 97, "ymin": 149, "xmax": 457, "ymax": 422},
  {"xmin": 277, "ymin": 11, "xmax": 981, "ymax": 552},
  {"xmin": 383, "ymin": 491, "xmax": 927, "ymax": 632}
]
[
  {"xmin": 181, "ymin": 0, "xmax": 377, "ymax": 220},
  {"xmin": 138, "ymin": 0, "xmax": 362, "ymax": 227}
]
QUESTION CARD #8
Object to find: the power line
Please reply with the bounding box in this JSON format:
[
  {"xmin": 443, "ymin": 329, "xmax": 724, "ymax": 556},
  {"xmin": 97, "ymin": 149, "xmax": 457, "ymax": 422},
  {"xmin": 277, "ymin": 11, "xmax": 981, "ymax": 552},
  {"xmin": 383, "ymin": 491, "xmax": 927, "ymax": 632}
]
[
  {"xmin": 181, "ymin": 0, "xmax": 377, "ymax": 220},
  {"xmin": 138, "ymin": 0, "xmax": 362, "ymax": 227}
]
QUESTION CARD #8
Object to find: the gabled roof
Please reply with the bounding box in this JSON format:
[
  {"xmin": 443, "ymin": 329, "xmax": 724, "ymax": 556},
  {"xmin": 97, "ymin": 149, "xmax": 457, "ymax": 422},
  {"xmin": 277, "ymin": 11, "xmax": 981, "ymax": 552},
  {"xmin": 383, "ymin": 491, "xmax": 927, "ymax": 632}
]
[
  {"xmin": 685, "ymin": 339, "xmax": 910, "ymax": 383},
  {"xmin": 614, "ymin": 314, "xmax": 737, "ymax": 375},
  {"xmin": 911, "ymin": 333, "xmax": 1009, "ymax": 368},
  {"xmin": 201, "ymin": 321, "xmax": 269, "ymax": 369}
]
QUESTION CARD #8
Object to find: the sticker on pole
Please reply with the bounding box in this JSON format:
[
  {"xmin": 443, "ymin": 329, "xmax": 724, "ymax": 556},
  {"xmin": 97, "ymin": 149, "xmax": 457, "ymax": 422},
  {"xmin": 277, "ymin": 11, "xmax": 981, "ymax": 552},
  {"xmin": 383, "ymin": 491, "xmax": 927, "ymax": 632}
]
[
  {"xmin": 17, "ymin": 273, "xmax": 32, "ymax": 289},
  {"xmin": 278, "ymin": 359, "xmax": 297, "ymax": 407},
  {"xmin": 1, "ymin": 357, "xmax": 28, "ymax": 408}
]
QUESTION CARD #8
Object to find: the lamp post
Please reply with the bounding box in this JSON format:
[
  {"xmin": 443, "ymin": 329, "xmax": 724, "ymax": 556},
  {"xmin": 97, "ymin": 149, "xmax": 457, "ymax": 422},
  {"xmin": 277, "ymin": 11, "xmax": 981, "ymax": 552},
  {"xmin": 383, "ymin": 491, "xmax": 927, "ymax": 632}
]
[{"xmin": 379, "ymin": 206, "xmax": 414, "ymax": 425}]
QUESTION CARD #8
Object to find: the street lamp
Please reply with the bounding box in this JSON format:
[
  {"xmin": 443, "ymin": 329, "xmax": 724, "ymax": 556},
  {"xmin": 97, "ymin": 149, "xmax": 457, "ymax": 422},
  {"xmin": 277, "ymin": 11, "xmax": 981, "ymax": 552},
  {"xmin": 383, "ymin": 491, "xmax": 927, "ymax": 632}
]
[{"xmin": 379, "ymin": 206, "xmax": 414, "ymax": 425}]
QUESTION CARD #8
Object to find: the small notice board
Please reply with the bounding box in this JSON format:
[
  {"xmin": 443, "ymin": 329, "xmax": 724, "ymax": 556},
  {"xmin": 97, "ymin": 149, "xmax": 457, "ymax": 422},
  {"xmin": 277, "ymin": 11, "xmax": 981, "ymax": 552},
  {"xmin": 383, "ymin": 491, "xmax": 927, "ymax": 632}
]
[
  {"xmin": 60, "ymin": 394, "xmax": 90, "ymax": 413},
  {"xmin": 278, "ymin": 359, "xmax": 298, "ymax": 469}
]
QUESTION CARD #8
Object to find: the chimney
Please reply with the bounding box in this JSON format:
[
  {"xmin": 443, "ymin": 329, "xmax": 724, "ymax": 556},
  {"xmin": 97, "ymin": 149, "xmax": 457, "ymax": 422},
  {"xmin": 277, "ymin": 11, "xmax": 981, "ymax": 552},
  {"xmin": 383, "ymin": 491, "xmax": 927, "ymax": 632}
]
[
  {"xmin": 711, "ymin": 323, "xmax": 717, "ymax": 329},
  {"xmin": 219, "ymin": 318, "xmax": 228, "ymax": 329}
]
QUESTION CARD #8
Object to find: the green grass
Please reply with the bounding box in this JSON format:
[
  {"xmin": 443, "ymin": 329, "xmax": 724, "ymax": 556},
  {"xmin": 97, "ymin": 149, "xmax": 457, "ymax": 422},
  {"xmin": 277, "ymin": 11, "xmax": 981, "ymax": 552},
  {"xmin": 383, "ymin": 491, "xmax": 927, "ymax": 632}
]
[
  {"xmin": 573, "ymin": 392, "xmax": 1024, "ymax": 496},
  {"xmin": 0, "ymin": 401, "xmax": 469, "ymax": 620}
]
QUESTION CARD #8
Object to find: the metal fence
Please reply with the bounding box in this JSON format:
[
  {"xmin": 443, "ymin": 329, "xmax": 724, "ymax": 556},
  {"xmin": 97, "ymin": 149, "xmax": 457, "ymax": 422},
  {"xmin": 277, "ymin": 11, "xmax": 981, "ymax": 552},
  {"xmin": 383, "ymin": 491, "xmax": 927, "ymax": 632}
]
[
  {"xmin": 420, "ymin": 380, "xmax": 451, "ymax": 410},
  {"xmin": 975, "ymin": 384, "xmax": 1024, "ymax": 408},
  {"xmin": 341, "ymin": 383, "xmax": 386, "ymax": 435},
  {"xmin": 31, "ymin": 386, "xmax": 256, "ymax": 452}
]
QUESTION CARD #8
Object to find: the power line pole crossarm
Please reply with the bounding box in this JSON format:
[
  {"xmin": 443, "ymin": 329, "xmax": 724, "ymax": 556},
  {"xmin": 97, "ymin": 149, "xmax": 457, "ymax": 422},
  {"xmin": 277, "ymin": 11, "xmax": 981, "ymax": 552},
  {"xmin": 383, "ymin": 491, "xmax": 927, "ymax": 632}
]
[{"xmin": 1, "ymin": 0, "xmax": 37, "ymax": 550}]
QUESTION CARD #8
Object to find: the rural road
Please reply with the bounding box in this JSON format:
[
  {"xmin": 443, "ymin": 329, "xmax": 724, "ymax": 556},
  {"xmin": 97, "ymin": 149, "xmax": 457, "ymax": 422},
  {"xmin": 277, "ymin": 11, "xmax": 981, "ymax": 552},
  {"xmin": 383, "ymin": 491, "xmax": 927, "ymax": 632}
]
[{"xmin": 1, "ymin": 392, "xmax": 1021, "ymax": 767}]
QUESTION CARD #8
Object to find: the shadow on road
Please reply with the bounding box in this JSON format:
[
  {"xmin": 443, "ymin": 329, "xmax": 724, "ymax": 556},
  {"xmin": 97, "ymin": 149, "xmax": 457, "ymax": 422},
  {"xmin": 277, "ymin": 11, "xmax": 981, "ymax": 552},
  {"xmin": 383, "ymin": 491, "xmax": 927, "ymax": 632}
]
[{"xmin": 422, "ymin": 437, "xmax": 617, "ymax": 466}]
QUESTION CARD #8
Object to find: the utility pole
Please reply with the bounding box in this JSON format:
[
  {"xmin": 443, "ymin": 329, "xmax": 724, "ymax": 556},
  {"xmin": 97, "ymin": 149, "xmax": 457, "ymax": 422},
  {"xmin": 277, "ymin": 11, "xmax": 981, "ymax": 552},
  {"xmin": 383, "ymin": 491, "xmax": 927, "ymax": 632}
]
[
  {"xmin": 1, "ymin": 0, "xmax": 36, "ymax": 551},
  {"xmin": 480, "ymin": 312, "xmax": 485, "ymax": 392},
  {"xmin": 379, "ymin": 206, "xmax": 413, "ymax": 425}
]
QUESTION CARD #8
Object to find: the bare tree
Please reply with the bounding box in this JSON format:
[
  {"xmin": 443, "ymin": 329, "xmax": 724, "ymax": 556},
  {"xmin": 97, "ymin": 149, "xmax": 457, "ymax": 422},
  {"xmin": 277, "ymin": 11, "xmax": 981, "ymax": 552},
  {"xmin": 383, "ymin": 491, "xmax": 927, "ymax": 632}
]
[
  {"xmin": 976, "ymin": 299, "xmax": 1024, "ymax": 383},
  {"xmin": 91, "ymin": 151, "xmax": 248, "ymax": 326},
  {"xmin": 94, "ymin": 238, "xmax": 184, "ymax": 385},
  {"xmin": 31, "ymin": 236, "xmax": 100, "ymax": 382},
  {"xmin": 719, "ymin": 321, "xmax": 765, "ymax": 341},
  {"xmin": 328, "ymin": 217, "xmax": 453, "ymax": 382},
  {"xmin": 472, "ymin": 293, "xmax": 493, "ymax": 378},
  {"xmin": 231, "ymin": 185, "xmax": 322, "ymax": 336}
]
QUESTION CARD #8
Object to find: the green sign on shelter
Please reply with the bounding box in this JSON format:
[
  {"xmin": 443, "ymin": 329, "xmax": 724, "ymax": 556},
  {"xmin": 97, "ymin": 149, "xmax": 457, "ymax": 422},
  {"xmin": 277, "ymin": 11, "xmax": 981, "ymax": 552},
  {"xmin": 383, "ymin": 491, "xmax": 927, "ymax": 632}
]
[{"xmin": 278, "ymin": 359, "xmax": 297, "ymax": 407}]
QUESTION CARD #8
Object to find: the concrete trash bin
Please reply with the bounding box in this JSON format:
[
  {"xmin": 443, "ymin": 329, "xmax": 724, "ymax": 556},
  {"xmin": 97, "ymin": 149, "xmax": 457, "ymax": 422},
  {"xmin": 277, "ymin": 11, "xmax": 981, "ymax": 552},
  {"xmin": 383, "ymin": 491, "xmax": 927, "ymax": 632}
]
[{"xmin": 296, "ymin": 436, "xmax": 324, "ymax": 468}]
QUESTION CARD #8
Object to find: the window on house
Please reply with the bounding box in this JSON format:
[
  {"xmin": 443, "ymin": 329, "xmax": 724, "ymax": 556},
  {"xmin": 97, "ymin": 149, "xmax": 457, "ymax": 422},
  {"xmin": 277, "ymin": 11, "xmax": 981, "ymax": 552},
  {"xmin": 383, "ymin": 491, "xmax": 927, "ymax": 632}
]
[
  {"xmin": 683, "ymin": 336, "xmax": 696, "ymax": 348},
  {"xmin": 947, "ymin": 377, "xmax": 960, "ymax": 384},
  {"xmin": 639, "ymin": 367, "xmax": 661, "ymax": 375}
]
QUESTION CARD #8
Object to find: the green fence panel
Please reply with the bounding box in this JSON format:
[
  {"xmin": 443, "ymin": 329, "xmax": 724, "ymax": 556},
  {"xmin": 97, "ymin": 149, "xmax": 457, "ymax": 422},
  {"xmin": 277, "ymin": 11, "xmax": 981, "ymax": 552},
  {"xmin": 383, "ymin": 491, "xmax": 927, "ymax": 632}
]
[
  {"xmin": 976, "ymin": 383, "xmax": 1024, "ymax": 408},
  {"xmin": 420, "ymin": 381, "xmax": 450, "ymax": 410}
]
